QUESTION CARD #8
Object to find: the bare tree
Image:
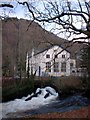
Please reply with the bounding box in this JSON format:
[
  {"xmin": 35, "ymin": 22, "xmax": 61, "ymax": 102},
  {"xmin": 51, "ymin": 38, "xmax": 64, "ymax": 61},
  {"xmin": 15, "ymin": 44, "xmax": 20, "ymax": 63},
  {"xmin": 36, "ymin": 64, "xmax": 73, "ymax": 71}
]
[
  {"xmin": 1, "ymin": 0, "xmax": 90, "ymax": 42},
  {"xmin": 17, "ymin": 0, "xmax": 90, "ymax": 87},
  {"xmin": 1, "ymin": 0, "xmax": 90, "ymax": 79},
  {"xmin": 18, "ymin": 0, "xmax": 90, "ymax": 42}
]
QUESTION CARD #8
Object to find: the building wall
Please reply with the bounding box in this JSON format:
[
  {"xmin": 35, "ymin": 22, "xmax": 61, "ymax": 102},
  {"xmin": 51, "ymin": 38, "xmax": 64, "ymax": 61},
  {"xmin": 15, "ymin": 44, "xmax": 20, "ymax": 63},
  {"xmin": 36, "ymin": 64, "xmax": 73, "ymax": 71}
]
[{"xmin": 27, "ymin": 46, "xmax": 76, "ymax": 77}]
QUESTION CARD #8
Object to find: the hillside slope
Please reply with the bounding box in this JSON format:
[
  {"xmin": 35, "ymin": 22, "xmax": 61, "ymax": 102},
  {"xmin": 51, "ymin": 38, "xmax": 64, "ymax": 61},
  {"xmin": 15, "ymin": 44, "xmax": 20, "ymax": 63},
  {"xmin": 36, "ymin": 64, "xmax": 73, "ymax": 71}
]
[{"xmin": 2, "ymin": 17, "xmax": 84, "ymax": 77}]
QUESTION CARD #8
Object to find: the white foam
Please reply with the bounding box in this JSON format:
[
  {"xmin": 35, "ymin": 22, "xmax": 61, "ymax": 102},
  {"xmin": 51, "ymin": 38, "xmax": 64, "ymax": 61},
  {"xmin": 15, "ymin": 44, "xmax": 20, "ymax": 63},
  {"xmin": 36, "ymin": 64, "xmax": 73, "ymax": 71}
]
[{"xmin": 2, "ymin": 86, "xmax": 58, "ymax": 118}]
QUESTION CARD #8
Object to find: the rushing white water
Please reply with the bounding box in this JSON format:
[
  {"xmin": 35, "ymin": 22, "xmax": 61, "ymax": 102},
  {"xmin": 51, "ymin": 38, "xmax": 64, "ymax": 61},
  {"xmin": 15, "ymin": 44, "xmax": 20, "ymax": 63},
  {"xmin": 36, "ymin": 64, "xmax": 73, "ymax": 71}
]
[{"xmin": 2, "ymin": 87, "xmax": 58, "ymax": 118}]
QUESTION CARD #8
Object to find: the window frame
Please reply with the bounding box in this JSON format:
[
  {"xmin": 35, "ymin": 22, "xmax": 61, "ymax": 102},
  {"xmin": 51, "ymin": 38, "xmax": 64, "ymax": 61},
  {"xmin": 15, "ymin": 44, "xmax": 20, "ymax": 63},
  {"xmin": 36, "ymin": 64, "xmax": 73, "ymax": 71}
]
[
  {"xmin": 61, "ymin": 62, "xmax": 66, "ymax": 72},
  {"xmin": 53, "ymin": 62, "xmax": 59, "ymax": 72},
  {"xmin": 46, "ymin": 62, "xmax": 51, "ymax": 72},
  {"xmin": 55, "ymin": 54, "xmax": 58, "ymax": 58},
  {"xmin": 62, "ymin": 55, "xmax": 65, "ymax": 58},
  {"xmin": 70, "ymin": 63, "xmax": 74, "ymax": 69},
  {"xmin": 46, "ymin": 54, "xmax": 50, "ymax": 58}
]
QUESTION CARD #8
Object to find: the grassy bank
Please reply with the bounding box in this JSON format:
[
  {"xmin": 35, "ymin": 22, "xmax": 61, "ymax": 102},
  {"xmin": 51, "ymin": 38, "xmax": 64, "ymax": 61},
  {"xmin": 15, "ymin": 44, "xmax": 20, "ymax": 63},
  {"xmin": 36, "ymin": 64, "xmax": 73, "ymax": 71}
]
[
  {"xmin": 2, "ymin": 78, "xmax": 34, "ymax": 102},
  {"xmin": 2, "ymin": 76, "xmax": 84, "ymax": 102},
  {"xmin": 35, "ymin": 76, "xmax": 84, "ymax": 98}
]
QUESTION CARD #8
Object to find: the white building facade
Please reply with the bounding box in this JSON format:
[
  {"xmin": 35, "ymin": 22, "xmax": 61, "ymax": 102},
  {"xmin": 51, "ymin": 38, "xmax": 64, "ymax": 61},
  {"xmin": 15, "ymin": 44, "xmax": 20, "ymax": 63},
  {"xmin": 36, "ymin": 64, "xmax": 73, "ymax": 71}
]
[{"xmin": 26, "ymin": 45, "xmax": 76, "ymax": 77}]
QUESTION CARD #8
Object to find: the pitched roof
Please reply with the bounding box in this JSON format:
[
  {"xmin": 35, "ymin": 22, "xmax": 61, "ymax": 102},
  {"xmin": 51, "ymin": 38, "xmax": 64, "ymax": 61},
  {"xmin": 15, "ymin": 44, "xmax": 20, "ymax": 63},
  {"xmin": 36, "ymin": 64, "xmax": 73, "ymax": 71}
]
[
  {"xmin": 28, "ymin": 44, "xmax": 71, "ymax": 58},
  {"xmin": 2, "ymin": 17, "xmax": 86, "ymax": 66}
]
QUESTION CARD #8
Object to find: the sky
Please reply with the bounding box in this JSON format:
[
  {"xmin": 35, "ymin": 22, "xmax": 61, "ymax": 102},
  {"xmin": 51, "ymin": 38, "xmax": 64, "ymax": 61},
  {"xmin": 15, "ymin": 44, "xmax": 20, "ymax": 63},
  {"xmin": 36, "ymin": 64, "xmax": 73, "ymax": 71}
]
[{"xmin": 0, "ymin": 0, "xmax": 89, "ymax": 41}]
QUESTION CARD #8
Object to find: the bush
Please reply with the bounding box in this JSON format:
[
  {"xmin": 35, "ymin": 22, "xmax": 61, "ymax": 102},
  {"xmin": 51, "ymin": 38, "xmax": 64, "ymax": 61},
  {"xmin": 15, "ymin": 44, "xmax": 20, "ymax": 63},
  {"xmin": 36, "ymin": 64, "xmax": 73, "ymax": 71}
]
[
  {"xmin": 2, "ymin": 76, "xmax": 83, "ymax": 102},
  {"xmin": 2, "ymin": 78, "xmax": 34, "ymax": 102}
]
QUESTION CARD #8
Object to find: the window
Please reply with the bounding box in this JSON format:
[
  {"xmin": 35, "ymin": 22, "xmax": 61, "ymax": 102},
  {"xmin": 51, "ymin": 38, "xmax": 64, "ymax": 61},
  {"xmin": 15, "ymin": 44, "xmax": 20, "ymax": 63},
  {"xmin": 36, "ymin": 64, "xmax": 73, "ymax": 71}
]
[
  {"xmin": 54, "ymin": 62, "xmax": 59, "ymax": 72},
  {"xmin": 61, "ymin": 62, "xmax": 66, "ymax": 72},
  {"xmin": 55, "ymin": 54, "xmax": 58, "ymax": 58},
  {"xmin": 54, "ymin": 49, "xmax": 57, "ymax": 52},
  {"xmin": 46, "ymin": 54, "xmax": 50, "ymax": 58},
  {"xmin": 46, "ymin": 62, "xmax": 51, "ymax": 72},
  {"xmin": 62, "ymin": 55, "xmax": 65, "ymax": 58},
  {"xmin": 72, "ymin": 70, "xmax": 75, "ymax": 73},
  {"xmin": 70, "ymin": 63, "xmax": 73, "ymax": 69}
]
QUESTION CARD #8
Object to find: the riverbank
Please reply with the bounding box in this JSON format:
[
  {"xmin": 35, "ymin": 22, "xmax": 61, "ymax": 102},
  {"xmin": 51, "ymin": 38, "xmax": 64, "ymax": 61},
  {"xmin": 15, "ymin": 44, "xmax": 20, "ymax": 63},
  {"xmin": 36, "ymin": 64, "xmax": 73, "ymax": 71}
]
[
  {"xmin": 27, "ymin": 106, "xmax": 90, "ymax": 119},
  {"xmin": 2, "ymin": 106, "xmax": 89, "ymax": 119},
  {"xmin": 2, "ymin": 76, "xmax": 84, "ymax": 102}
]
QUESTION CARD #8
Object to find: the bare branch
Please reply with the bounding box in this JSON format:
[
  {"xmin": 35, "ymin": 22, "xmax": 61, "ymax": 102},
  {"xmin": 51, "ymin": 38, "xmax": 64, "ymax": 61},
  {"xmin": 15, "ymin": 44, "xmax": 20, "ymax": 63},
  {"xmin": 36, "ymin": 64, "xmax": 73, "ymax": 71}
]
[
  {"xmin": 18, "ymin": 0, "xmax": 90, "ymax": 39},
  {"xmin": 0, "ymin": 4, "xmax": 13, "ymax": 8}
]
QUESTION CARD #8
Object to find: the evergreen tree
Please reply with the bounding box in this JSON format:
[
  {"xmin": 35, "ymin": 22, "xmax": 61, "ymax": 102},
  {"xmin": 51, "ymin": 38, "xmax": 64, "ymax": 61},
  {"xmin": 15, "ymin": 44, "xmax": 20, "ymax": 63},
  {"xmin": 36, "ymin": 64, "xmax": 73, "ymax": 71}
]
[{"xmin": 81, "ymin": 45, "xmax": 90, "ymax": 88}]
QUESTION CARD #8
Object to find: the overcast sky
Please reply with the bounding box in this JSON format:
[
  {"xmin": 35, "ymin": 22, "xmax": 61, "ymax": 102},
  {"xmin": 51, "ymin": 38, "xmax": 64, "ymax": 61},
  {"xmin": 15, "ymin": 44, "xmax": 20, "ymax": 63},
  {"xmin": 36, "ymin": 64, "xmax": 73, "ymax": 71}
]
[{"xmin": 0, "ymin": 0, "xmax": 89, "ymax": 41}]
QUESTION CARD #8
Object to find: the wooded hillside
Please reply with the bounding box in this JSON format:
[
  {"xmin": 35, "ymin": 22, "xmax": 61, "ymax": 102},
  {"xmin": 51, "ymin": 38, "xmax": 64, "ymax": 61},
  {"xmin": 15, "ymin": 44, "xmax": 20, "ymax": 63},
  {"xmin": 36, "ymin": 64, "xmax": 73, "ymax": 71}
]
[{"xmin": 2, "ymin": 17, "xmax": 85, "ymax": 77}]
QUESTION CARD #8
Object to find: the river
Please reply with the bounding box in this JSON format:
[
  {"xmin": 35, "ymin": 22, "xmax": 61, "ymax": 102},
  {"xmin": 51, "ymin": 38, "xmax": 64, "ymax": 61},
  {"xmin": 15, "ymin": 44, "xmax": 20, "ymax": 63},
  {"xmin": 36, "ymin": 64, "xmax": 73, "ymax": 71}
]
[{"xmin": 1, "ymin": 86, "xmax": 90, "ymax": 118}]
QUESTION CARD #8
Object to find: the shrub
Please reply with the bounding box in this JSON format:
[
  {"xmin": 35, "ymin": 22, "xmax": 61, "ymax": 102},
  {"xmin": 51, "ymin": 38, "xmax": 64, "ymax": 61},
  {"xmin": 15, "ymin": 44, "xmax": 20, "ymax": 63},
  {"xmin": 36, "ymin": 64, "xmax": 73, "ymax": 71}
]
[{"xmin": 2, "ymin": 78, "xmax": 34, "ymax": 102}]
